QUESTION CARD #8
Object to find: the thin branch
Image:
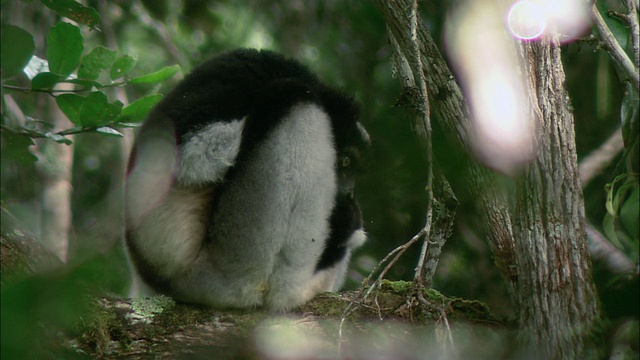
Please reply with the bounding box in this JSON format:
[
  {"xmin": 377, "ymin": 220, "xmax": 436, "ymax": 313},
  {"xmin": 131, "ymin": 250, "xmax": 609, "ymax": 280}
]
[
  {"xmin": 362, "ymin": 228, "xmax": 427, "ymax": 301},
  {"xmin": 622, "ymin": 0, "xmax": 639, "ymax": 67},
  {"xmin": 591, "ymin": 3, "xmax": 640, "ymax": 90},
  {"xmin": 1, "ymin": 120, "xmax": 132, "ymax": 141},
  {"xmin": 385, "ymin": 1, "xmax": 436, "ymax": 295},
  {"xmin": 337, "ymin": 230, "xmax": 426, "ymax": 326},
  {"xmin": 421, "ymin": 176, "xmax": 458, "ymax": 288},
  {"xmin": 585, "ymin": 223, "xmax": 635, "ymax": 274},
  {"xmin": 338, "ymin": 228, "xmax": 425, "ymax": 357},
  {"xmin": 579, "ymin": 128, "xmax": 624, "ymax": 187},
  {"xmin": 2, "ymin": 81, "xmax": 127, "ymax": 94},
  {"xmin": 407, "ymin": 0, "xmax": 435, "ymax": 299}
]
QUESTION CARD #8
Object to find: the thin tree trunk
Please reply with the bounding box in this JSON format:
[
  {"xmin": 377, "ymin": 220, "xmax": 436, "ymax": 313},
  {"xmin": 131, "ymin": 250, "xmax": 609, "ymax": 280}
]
[
  {"xmin": 36, "ymin": 96, "xmax": 73, "ymax": 263},
  {"xmin": 514, "ymin": 37, "xmax": 600, "ymax": 359}
]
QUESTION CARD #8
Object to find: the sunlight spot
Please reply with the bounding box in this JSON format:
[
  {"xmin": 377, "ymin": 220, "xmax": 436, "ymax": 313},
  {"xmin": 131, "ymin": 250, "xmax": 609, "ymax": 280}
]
[
  {"xmin": 507, "ymin": 1, "xmax": 546, "ymax": 40},
  {"xmin": 506, "ymin": 0, "xmax": 591, "ymax": 42},
  {"xmin": 445, "ymin": 1, "xmax": 536, "ymax": 173}
]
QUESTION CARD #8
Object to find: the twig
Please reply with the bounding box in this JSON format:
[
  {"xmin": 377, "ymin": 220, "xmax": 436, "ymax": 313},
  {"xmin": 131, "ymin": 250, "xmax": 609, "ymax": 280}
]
[
  {"xmin": 1, "ymin": 120, "xmax": 132, "ymax": 140},
  {"xmin": 622, "ymin": 0, "xmax": 639, "ymax": 67},
  {"xmin": 591, "ymin": 3, "xmax": 640, "ymax": 90},
  {"xmin": 337, "ymin": 228, "xmax": 426, "ymax": 356},
  {"xmin": 2, "ymin": 81, "xmax": 126, "ymax": 94}
]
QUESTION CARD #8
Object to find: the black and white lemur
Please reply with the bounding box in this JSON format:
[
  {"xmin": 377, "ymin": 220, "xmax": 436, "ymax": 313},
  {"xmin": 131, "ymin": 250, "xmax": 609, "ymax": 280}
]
[{"xmin": 125, "ymin": 48, "xmax": 369, "ymax": 311}]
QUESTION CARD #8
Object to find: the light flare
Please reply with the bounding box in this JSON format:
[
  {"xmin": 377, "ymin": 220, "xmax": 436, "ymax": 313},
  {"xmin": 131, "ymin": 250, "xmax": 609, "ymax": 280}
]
[
  {"xmin": 507, "ymin": 1, "xmax": 546, "ymax": 40},
  {"xmin": 507, "ymin": 0, "xmax": 591, "ymax": 42},
  {"xmin": 445, "ymin": 1, "xmax": 536, "ymax": 173}
]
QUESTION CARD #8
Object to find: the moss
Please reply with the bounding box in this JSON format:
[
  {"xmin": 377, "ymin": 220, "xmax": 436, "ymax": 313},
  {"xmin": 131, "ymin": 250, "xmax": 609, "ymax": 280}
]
[
  {"xmin": 368, "ymin": 280, "xmax": 502, "ymax": 325},
  {"xmin": 379, "ymin": 279, "xmax": 413, "ymax": 294},
  {"xmin": 298, "ymin": 292, "xmax": 352, "ymax": 318},
  {"xmin": 130, "ymin": 295, "xmax": 175, "ymax": 318},
  {"xmin": 448, "ymin": 298, "xmax": 497, "ymax": 323},
  {"xmin": 77, "ymin": 298, "xmax": 133, "ymax": 356}
]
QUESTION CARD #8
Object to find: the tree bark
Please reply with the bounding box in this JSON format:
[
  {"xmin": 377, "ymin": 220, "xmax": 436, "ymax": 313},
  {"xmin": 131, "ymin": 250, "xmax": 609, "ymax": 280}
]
[{"xmin": 514, "ymin": 37, "xmax": 600, "ymax": 359}]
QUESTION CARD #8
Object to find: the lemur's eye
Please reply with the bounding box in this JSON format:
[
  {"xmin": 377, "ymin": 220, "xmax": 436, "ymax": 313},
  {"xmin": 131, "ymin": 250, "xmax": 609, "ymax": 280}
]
[{"xmin": 341, "ymin": 156, "xmax": 351, "ymax": 168}]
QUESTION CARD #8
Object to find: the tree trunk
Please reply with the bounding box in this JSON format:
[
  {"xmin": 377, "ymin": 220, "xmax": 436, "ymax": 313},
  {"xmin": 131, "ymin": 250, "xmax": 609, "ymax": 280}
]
[
  {"xmin": 35, "ymin": 92, "xmax": 74, "ymax": 263},
  {"xmin": 373, "ymin": 0, "xmax": 601, "ymax": 357},
  {"xmin": 513, "ymin": 37, "xmax": 600, "ymax": 359}
]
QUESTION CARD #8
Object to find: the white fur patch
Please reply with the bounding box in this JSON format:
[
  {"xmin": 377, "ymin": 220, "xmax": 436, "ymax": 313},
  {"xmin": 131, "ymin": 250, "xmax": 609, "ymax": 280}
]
[
  {"xmin": 356, "ymin": 121, "xmax": 371, "ymax": 144},
  {"xmin": 132, "ymin": 187, "xmax": 211, "ymax": 277},
  {"xmin": 177, "ymin": 119, "xmax": 244, "ymax": 186},
  {"xmin": 194, "ymin": 103, "xmax": 339, "ymax": 310},
  {"xmin": 347, "ymin": 228, "xmax": 367, "ymax": 249},
  {"xmin": 127, "ymin": 103, "xmax": 363, "ymax": 311},
  {"xmin": 126, "ymin": 123, "xmax": 216, "ymax": 278}
]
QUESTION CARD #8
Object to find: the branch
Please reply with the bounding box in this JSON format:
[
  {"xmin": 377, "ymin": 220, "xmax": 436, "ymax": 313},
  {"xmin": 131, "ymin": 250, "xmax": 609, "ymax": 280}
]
[
  {"xmin": 585, "ymin": 223, "xmax": 635, "ymax": 274},
  {"xmin": 579, "ymin": 128, "xmax": 624, "ymax": 187},
  {"xmin": 2, "ymin": 81, "xmax": 127, "ymax": 94},
  {"xmin": 406, "ymin": 0, "xmax": 435, "ymax": 294},
  {"xmin": 591, "ymin": 3, "xmax": 640, "ymax": 90},
  {"xmin": 622, "ymin": 0, "xmax": 639, "ymax": 67}
]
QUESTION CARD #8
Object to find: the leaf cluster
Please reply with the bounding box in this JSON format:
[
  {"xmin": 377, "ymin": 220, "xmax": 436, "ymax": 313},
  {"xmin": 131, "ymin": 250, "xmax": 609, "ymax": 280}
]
[
  {"xmin": 1, "ymin": 0, "xmax": 180, "ymax": 151},
  {"xmin": 595, "ymin": 0, "xmax": 640, "ymax": 265}
]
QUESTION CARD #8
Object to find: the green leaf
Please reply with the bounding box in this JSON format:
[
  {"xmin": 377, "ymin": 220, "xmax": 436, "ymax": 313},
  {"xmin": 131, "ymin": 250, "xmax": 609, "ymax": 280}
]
[
  {"xmin": 620, "ymin": 186, "xmax": 639, "ymax": 240},
  {"xmin": 110, "ymin": 55, "xmax": 137, "ymax": 80},
  {"xmin": 46, "ymin": 22, "xmax": 84, "ymax": 77},
  {"xmin": 39, "ymin": 0, "xmax": 101, "ymax": 28},
  {"xmin": 31, "ymin": 72, "xmax": 64, "ymax": 90},
  {"xmin": 595, "ymin": 2, "xmax": 630, "ymax": 50},
  {"xmin": 1, "ymin": 25, "xmax": 36, "ymax": 78},
  {"xmin": 626, "ymin": 141, "xmax": 639, "ymax": 174},
  {"xmin": 128, "ymin": 65, "xmax": 180, "ymax": 84},
  {"xmin": 118, "ymin": 94, "xmax": 163, "ymax": 122},
  {"xmin": 0, "ymin": 130, "xmax": 38, "ymax": 165},
  {"xmin": 620, "ymin": 84, "xmax": 639, "ymax": 147},
  {"xmin": 56, "ymin": 93, "xmax": 85, "ymax": 124},
  {"xmin": 95, "ymin": 127, "xmax": 124, "ymax": 137},
  {"xmin": 78, "ymin": 46, "xmax": 117, "ymax": 80},
  {"xmin": 602, "ymin": 212, "xmax": 622, "ymax": 249},
  {"xmin": 613, "ymin": 177, "xmax": 636, "ymax": 213},
  {"xmin": 79, "ymin": 92, "xmax": 122, "ymax": 126},
  {"xmin": 56, "ymin": 92, "xmax": 123, "ymax": 126}
]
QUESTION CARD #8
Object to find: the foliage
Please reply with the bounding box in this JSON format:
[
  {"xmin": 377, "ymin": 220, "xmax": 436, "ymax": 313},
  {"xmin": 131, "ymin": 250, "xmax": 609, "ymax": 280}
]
[
  {"xmin": 1, "ymin": 0, "xmax": 180, "ymax": 149},
  {"xmin": 604, "ymin": 173, "xmax": 639, "ymax": 258},
  {"xmin": 1, "ymin": 0, "xmax": 638, "ymax": 357},
  {"xmin": 596, "ymin": 0, "xmax": 640, "ymax": 271}
]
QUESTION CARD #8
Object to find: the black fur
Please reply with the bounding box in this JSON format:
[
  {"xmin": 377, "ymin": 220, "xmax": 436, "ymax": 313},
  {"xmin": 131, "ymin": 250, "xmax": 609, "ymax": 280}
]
[{"xmin": 316, "ymin": 193, "xmax": 364, "ymax": 271}]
